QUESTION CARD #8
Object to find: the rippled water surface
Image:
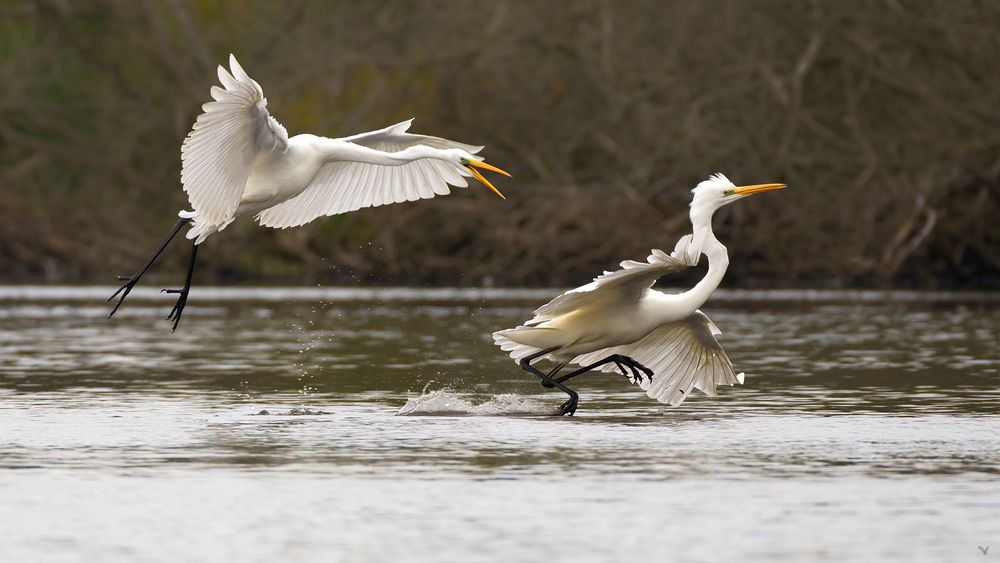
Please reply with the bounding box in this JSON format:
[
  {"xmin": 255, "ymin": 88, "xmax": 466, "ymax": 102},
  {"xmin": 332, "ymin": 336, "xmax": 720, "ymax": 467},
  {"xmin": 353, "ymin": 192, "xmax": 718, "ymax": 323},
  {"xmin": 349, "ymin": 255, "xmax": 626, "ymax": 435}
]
[{"xmin": 1, "ymin": 286, "xmax": 998, "ymax": 562}]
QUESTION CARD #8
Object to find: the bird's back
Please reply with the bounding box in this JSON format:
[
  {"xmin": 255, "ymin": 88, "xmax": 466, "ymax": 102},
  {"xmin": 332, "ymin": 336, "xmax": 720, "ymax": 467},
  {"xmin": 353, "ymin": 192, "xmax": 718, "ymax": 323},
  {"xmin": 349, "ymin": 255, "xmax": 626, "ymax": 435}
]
[{"xmin": 495, "ymin": 237, "xmax": 699, "ymax": 358}]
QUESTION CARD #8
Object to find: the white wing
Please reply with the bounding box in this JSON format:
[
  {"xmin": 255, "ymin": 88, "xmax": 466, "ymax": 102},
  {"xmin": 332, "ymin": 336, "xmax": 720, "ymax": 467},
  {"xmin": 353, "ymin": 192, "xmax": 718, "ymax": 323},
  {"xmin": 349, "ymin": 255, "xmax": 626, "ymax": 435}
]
[
  {"xmin": 255, "ymin": 120, "xmax": 482, "ymax": 229},
  {"xmin": 526, "ymin": 235, "xmax": 697, "ymax": 325},
  {"xmin": 181, "ymin": 54, "xmax": 288, "ymax": 225},
  {"xmin": 572, "ymin": 310, "xmax": 744, "ymax": 407}
]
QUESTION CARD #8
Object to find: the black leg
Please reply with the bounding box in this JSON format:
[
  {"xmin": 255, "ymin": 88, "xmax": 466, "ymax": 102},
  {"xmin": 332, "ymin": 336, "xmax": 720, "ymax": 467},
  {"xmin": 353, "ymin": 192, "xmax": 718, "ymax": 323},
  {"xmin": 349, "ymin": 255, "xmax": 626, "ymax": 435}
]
[
  {"xmin": 162, "ymin": 242, "xmax": 198, "ymax": 332},
  {"xmin": 519, "ymin": 348, "xmax": 579, "ymax": 416},
  {"xmin": 539, "ymin": 362, "xmax": 566, "ymax": 389},
  {"xmin": 107, "ymin": 217, "xmax": 191, "ymax": 317},
  {"xmin": 553, "ymin": 354, "xmax": 654, "ymax": 386}
]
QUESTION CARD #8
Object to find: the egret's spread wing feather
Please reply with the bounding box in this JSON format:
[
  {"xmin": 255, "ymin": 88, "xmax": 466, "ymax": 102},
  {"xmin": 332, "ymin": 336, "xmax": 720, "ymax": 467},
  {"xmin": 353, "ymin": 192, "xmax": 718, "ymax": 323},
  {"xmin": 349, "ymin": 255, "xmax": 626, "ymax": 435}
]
[
  {"xmin": 255, "ymin": 120, "xmax": 480, "ymax": 229},
  {"xmin": 571, "ymin": 310, "xmax": 743, "ymax": 407},
  {"xmin": 530, "ymin": 235, "xmax": 696, "ymax": 323},
  {"xmin": 181, "ymin": 54, "xmax": 288, "ymax": 225},
  {"xmin": 336, "ymin": 118, "xmax": 484, "ymax": 154}
]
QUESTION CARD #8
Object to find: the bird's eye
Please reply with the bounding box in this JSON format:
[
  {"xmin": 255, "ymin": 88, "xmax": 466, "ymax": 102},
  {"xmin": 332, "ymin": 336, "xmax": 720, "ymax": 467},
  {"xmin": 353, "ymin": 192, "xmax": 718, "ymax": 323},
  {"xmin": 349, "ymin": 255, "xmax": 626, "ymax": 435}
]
[{"xmin": 459, "ymin": 157, "xmax": 470, "ymax": 166}]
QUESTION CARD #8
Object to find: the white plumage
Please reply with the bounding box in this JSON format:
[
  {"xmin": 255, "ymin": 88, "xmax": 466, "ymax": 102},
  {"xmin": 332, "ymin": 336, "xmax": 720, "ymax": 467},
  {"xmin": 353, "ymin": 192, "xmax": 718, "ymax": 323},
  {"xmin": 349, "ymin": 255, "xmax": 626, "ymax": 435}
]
[
  {"xmin": 256, "ymin": 120, "xmax": 483, "ymax": 229},
  {"xmin": 108, "ymin": 54, "xmax": 509, "ymax": 330},
  {"xmin": 569, "ymin": 312, "xmax": 744, "ymax": 406},
  {"xmin": 179, "ymin": 55, "xmax": 508, "ymax": 244},
  {"xmin": 493, "ymin": 235, "xmax": 741, "ymax": 407},
  {"xmin": 494, "ymin": 174, "xmax": 785, "ymax": 413},
  {"xmin": 181, "ymin": 56, "xmax": 289, "ymax": 227}
]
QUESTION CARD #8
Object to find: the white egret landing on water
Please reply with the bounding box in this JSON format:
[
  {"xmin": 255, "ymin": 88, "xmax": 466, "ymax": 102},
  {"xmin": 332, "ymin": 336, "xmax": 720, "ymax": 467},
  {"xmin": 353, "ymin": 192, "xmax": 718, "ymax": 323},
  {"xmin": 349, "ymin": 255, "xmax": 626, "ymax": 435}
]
[
  {"xmin": 108, "ymin": 54, "xmax": 510, "ymax": 330},
  {"xmin": 494, "ymin": 174, "xmax": 786, "ymax": 415}
]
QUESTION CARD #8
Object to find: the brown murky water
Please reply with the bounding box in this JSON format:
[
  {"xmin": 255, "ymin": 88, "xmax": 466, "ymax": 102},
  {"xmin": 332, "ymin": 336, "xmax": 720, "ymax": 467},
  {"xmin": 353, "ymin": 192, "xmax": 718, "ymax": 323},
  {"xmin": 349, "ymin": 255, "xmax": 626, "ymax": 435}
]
[{"xmin": 1, "ymin": 287, "xmax": 998, "ymax": 562}]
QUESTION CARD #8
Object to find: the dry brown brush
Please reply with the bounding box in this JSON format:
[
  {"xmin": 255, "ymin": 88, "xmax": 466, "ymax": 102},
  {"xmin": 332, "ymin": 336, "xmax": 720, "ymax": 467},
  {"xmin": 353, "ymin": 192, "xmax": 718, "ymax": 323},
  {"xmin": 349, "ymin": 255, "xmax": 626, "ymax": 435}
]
[{"xmin": 1, "ymin": 0, "xmax": 997, "ymax": 288}]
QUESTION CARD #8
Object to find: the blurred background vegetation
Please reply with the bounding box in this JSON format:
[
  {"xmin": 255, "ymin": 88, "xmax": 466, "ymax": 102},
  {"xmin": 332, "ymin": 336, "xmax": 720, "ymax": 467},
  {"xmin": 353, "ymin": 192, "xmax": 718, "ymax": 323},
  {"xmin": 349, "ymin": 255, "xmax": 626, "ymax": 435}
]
[{"xmin": 1, "ymin": 0, "xmax": 998, "ymax": 288}]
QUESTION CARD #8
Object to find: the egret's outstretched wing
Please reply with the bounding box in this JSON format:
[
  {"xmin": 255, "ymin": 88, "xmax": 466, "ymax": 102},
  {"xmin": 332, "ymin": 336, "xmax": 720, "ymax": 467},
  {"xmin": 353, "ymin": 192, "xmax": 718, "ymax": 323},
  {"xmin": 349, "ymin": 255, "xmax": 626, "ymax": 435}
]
[
  {"xmin": 181, "ymin": 54, "xmax": 288, "ymax": 225},
  {"xmin": 335, "ymin": 119, "xmax": 483, "ymax": 153},
  {"xmin": 571, "ymin": 310, "xmax": 743, "ymax": 407},
  {"xmin": 255, "ymin": 120, "xmax": 481, "ymax": 229},
  {"xmin": 527, "ymin": 235, "xmax": 697, "ymax": 325}
]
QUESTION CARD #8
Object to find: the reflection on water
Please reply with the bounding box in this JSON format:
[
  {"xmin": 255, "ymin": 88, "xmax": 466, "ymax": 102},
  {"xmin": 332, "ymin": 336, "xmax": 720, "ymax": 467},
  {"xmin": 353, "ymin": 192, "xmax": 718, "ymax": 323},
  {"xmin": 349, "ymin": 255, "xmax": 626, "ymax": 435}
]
[{"xmin": 0, "ymin": 287, "xmax": 997, "ymax": 562}]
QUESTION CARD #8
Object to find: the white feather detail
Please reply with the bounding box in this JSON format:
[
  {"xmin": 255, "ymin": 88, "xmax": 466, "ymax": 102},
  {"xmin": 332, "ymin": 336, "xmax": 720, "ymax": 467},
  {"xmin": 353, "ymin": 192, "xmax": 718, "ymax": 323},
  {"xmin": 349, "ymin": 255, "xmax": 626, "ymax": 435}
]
[
  {"xmin": 493, "ymin": 330, "xmax": 556, "ymax": 364},
  {"xmin": 180, "ymin": 54, "xmax": 288, "ymax": 226},
  {"xmin": 570, "ymin": 310, "xmax": 742, "ymax": 407},
  {"xmin": 526, "ymin": 235, "xmax": 697, "ymax": 324},
  {"xmin": 254, "ymin": 120, "xmax": 481, "ymax": 229}
]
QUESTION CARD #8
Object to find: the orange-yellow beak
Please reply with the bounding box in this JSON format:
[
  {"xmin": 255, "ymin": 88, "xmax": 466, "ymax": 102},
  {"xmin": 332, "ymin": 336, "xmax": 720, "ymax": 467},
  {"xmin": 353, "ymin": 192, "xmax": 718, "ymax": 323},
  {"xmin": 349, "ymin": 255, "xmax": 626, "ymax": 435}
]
[
  {"xmin": 465, "ymin": 159, "xmax": 511, "ymax": 199},
  {"xmin": 731, "ymin": 182, "xmax": 787, "ymax": 196}
]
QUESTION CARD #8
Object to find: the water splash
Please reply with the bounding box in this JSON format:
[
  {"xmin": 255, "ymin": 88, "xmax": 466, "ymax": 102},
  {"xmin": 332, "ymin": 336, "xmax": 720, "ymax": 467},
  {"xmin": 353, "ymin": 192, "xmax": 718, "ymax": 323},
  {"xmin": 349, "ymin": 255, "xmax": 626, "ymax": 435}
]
[{"xmin": 397, "ymin": 389, "xmax": 557, "ymax": 416}]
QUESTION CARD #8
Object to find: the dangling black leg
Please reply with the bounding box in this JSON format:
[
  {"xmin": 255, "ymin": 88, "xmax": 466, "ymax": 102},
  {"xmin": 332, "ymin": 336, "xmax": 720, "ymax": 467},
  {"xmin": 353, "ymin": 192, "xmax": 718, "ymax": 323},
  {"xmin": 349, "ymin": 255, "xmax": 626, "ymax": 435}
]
[
  {"xmin": 553, "ymin": 354, "xmax": 654, "ymax": 386},
  {"xmin": 519, "ymin": 348, "xmax": 578, "ymax": 416},
  {"xmin": 162, "ymin": 242, "xmax": 198, "ymax": 332},
  {"xmin": 107, "ymin": 217, "xmax": 191, "ymax": 317}
]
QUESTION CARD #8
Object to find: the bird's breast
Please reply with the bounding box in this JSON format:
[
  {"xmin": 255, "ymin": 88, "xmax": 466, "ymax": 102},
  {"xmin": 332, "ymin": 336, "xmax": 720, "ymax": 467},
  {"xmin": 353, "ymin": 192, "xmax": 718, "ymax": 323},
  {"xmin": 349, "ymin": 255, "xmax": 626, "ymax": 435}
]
[{"xmin": 241, "ymin": 146, "xmax": 323, "ymax": 209}]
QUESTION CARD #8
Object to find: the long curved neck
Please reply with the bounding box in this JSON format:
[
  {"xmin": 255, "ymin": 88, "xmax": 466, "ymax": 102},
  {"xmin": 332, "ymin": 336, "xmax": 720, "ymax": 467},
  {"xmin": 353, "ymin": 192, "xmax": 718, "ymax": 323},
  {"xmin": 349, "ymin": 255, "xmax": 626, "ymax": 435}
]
[
  {"xmin": 677, "ymin": 207, "xmax": 729, "ymax": 311},
  {"xmin": 313, "ymin": 137, "xmax": 441, "ymax": 166}
]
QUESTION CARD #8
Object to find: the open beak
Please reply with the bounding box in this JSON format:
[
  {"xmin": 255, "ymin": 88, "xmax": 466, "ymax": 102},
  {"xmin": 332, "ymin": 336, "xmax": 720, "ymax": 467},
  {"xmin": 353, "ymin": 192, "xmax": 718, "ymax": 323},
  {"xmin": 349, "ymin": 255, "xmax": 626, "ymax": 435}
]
[
  {"xmin": 465, "ymin": 160, "xmax": 511, "ymax": 199},
  {"xmin": 731, "ymin": 182, "xmax": 787, "ymax": 196}
]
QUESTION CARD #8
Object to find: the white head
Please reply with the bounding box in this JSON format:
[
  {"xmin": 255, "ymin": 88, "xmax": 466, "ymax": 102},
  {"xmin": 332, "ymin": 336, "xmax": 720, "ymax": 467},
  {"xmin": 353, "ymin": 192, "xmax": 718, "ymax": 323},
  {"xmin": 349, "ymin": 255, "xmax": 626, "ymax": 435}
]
[
  {"xmin": 685, "ymin": 173, "xmax": 787, "ymax": 262},
  {"xmin": 690, "ymin": 173, "xmax": 786, "ymax": 221}
]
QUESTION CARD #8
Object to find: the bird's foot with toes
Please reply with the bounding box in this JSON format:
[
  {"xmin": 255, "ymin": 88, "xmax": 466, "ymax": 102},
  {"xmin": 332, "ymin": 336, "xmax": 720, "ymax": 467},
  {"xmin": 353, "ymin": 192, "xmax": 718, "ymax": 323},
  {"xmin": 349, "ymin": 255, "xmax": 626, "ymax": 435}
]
[{"xmin": 612, "ymin": 355, "xmax": 654, "ymax": 384}]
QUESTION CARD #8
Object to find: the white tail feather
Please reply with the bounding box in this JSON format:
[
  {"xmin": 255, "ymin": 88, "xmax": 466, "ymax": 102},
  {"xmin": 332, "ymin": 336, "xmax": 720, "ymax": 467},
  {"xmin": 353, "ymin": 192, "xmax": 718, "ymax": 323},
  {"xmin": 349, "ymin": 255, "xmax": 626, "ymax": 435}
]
[
  {"xmin": 493, "ymin": 331, "xmax": 548, "ymax": 363},
  {"xmin": 181, "ymin": 211, "xmax": 230, "ymax": 245}
]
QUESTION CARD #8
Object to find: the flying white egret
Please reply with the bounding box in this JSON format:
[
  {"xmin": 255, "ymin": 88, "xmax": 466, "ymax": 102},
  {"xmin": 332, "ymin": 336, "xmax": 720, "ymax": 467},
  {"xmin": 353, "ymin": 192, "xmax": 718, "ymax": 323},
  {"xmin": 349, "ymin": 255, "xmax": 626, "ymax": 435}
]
[
  {"xmin": 493, "ymin": 174, "xmax": 786, "ymax": 415},
  {"xmin": 108, "ymin": 54, "xmax": 510, "ymax": 330}
]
